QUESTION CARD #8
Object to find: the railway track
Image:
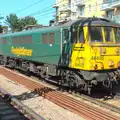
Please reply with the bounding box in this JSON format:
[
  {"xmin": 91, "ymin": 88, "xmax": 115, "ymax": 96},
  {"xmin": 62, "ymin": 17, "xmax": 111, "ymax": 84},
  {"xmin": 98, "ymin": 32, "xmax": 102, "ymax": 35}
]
[
  {"xmin": 0, "ymin": 87, "xmax": 44, "ymax": 120},
  {"xmin": 0, "ymin": 95, "xmax": 28, "ymax": 120},
  {"xmin": 18, "ymin": 69, "xmax": 120, "ymax": 115},
  {"xmin": 73, "ymin": 93, "xmax": 120, "ymax": 114},
  {"xmin": 32, "ymin": 76, "xmax": 120, "ymax": 115},
  {"xmin": 0, "ymin": 67, "xmax": 120, "ymax": 120}
]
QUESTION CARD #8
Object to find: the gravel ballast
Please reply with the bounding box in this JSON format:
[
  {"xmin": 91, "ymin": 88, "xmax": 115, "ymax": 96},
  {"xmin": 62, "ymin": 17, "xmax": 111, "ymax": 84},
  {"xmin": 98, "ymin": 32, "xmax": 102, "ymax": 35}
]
[{"xmin": 0, "ymin": 75, "xmax": 84, "ymax": 120}]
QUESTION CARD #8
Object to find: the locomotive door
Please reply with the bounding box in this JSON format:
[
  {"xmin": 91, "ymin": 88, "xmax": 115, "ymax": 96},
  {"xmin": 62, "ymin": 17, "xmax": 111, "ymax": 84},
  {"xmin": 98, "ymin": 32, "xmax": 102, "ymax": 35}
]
[
  {"xmin": 70, "ymin": 26, "xmax": 85, "ymax": 69},
  {"xmin": 60, "ymin": 28, "xmax": 71, "ymax": 67}
]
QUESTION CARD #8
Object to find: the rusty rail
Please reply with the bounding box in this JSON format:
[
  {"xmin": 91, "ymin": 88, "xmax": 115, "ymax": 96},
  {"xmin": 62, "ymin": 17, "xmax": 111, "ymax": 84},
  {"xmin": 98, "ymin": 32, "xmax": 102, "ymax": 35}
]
[{"xmin": 1, "ymin": 67, "xmax": 120, "ymax": 120}]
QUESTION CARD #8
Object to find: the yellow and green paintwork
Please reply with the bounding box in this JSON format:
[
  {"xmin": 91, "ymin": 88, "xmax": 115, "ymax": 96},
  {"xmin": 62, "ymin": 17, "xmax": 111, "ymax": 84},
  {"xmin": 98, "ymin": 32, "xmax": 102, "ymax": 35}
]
[
  {"xmin": 11, "ymin": 46, "xmax": 33, "ymax": 56},
  {"xmin": 70, "ymin": 26, "xmax": 120, "ymax": 71},
  {"xmin": 0, "ymin": 18, "xmax": 120, "ymax": 72}
]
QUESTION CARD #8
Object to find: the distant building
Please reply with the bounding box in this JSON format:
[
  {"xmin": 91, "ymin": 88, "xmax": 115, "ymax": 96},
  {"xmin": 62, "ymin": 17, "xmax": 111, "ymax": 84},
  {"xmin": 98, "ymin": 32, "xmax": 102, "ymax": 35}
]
[
  {"xmin": 2, "ymin": 26, "xmax": 8, "ymax": 33},
  {"xmin": 53, "ymin": 0, "xmax": 106, "ymax": 23},
  {"xmin": 101, "ymin": 0, "xmax": 120, "ymax": 24},
  {"xmin": 53, "ymin": 0, "xmax": 71, "ymax": 23},
  {"xmin": 71, "ymin": 0, "xmax": 105, "ymax": 19},
  {"xmin": 23, "ymin": 25, "xmax": 48, "ymax": 31}
]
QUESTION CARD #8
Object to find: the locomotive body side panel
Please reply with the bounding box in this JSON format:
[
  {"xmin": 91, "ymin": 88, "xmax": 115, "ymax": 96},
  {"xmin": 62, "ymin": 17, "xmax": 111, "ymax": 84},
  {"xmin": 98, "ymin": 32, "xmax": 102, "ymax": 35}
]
[
  {"xmin": 0, "ymin": 27, "xmax": 62, "ymax": 65},
  {"xmin": 30, "ymin": 29, "xmax": 61, "ymax": 64}
]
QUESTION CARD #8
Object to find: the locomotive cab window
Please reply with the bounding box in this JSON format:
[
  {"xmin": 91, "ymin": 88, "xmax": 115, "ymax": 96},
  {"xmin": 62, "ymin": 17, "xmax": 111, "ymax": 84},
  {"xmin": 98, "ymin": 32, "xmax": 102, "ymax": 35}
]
[
  {"xmin": 104, "ymin": 27, "xmax": 114, "ymax": 42},
  {"xmin": 71, "ymin": 26, "xmax": 84, "ymax": 43},
  {"xmin": 90, "ymin": 26, "xmax": 103, "ymax": 42},
  {"xmin": 113, "ymin": 27, "xmax": 120, "ymax": 43}
]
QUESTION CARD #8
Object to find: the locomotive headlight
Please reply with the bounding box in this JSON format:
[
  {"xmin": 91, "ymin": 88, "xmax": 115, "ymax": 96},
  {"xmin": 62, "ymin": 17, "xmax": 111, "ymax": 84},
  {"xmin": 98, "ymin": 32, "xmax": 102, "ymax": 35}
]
[
  {"xmin": 116, "ymin": 48, "xmax": 120, "ymax": 54},
  {"xmin": 101, "ymin": 63, "xmax": 104, "ymax": 69},
  {"xmin": 93, "ymin": 63, "xmax": 104, "ymax": 70},
  {"xmin": 108, "ymin": 60, "xmax": 114, "ymax": 67},
  {"xmin": 102, "ymin": 48, "xmax": 106, "ymax": 54},
  {"xmin": 117, "ymin": 61, "xmax": 120, "ymax": 68},
  {"xmin": 94, "ymin": 64, "xmax": 98, "ymax": 70}
]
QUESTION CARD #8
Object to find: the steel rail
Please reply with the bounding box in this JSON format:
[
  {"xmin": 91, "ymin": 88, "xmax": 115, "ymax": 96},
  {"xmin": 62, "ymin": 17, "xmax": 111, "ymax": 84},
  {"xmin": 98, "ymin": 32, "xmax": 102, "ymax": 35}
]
[
  {"xmin": 2, "ymin": 66, "xmax": 120, "ymax": 118},
  {"xmin": 73, "ymin": 93, "xmax": 120, "ymax": 115},
  {"xmin": 0, "ymin": 88, "xmax": 44, "ymax": 120}
]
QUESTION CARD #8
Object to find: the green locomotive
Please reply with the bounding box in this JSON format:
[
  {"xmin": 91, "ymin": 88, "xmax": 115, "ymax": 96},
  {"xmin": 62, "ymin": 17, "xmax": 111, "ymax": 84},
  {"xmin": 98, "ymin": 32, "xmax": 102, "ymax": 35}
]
[
  {"xmin": 0, "ymin": 20, "xmax": 71, "ymax": 81},
  {"xmin": 1, "ymin": 17, "xmax": 120, "ymax": 94}
]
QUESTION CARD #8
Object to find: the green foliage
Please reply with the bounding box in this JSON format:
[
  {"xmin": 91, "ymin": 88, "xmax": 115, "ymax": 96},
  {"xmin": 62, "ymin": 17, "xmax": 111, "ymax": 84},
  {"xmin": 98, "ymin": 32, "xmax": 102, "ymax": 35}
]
[
  {"xmin": 19, "ymin": 16, "xmax": 38, "ymax": 31},
  {"xmin": 0, "ymin": 15, "xmax": 4, "ymax": 33},
  {"xmin": 5, "ymin": 14, "xmax": 38, "ymax": 32},
  {"xmin": 0, "ymin": 25, "xmax": 3, "ymax": 33},
  {"xmin": 5, "ymin": 14, "xmax": 19, "ymax": 32}
]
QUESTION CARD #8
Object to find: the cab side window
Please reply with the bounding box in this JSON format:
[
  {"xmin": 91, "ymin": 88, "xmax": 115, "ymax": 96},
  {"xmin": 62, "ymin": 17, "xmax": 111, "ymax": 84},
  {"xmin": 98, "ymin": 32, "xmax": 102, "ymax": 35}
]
[
  {"xmin": 63, "ymin": 29, "xmax": 69, "ymax": 43},
  {"xmin": 113, "ymin": 27, "xmax": 120, "ymax": 43},
  {"xmin": 79, "ymin": 27, "xmax": 84, "ymax": 43},
  {"xmin": 71, "ymin": 27, "xmax": 77, "ymax": 43},
  {"xmin": 71, "ymin": 27, "xmax": 84, "ymax": 43},
  {"xmin": 104, "ymin": 27, "xmax": 113, "ymax": 42}
]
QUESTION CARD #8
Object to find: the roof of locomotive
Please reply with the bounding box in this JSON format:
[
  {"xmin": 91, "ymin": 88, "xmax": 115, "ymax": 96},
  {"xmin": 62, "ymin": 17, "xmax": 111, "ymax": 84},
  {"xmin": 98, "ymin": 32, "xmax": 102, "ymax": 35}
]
[
  {"xmin": 0, "ymin": 20, "xmax": 78, "ymax": 38},
  {"xmin": 1, "ymin": 17, "xmax": 120, "ymax": 38},
  {"xmin": 70, "ymin": 17, "xmax": 120, "ymax": 27}
]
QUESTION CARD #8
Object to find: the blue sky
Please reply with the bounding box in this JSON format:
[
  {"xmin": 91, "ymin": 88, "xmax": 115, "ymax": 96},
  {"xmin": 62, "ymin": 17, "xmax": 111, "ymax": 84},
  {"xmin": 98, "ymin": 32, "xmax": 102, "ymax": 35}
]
[{"xmin": 0, "ymin": 0, "xmax": 55, "ymax": 26}]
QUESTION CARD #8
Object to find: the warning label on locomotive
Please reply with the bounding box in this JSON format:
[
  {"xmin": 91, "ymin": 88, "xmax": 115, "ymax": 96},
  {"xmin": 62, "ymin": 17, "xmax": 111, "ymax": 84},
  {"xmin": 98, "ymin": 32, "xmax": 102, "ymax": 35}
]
[{"xmin": 11, "ymin": 46, "xmax": 33, "ymax": 56}]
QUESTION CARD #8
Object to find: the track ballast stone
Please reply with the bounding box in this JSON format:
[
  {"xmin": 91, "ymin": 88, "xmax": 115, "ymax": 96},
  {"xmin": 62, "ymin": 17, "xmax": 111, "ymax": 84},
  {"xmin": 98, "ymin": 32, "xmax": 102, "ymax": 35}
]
[{"xmin": 0, "ymin": 75, "xmax": 84, "ymax": 120}]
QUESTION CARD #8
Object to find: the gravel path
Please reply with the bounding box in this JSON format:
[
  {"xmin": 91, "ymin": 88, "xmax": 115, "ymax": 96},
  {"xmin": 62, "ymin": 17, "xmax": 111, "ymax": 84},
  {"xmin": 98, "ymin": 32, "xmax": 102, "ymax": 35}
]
[
  {"xmin": 104, "ymin": 99, "xmax": 120, "ymax": 107},
  {"xmin": 0, "ymin": 75, "xmax": 84, "ymax": 120}
]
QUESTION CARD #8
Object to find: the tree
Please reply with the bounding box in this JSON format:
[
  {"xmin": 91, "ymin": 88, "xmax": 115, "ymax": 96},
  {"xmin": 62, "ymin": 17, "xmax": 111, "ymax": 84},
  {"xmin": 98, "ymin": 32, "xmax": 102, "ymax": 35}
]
[
  {"xmin": 5, "ymin": 14, "xmax": 19, "ymax": 32},
  {"xmin": 5, "ymin": 14, "xmax": 38, "ymax": 32},
  {"xmin": 0, "ymin": 14, "xmax": 4, "ymax": 33},
  {"xmin": 18, "ymin": 16, "xmax": 38, "ymax": 31},
  {"xmin": 0, "ymin": 25, "xmax": 3, "ymax": 33}
]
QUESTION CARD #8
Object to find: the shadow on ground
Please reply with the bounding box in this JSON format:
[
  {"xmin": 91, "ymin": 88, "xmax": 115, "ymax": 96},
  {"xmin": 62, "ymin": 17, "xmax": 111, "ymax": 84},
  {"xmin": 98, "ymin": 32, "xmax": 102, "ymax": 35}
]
[{"xmin": 14, "ymin": 87, "xmax": 55, "ymax": 101}]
